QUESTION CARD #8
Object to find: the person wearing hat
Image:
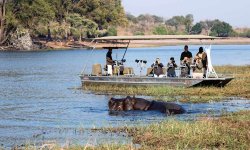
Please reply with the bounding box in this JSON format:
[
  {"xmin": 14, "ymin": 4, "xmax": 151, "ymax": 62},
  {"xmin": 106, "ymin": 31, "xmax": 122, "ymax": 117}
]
[
  {"xmin": 167, "ymin": 57, "xmax": 178, "ymax": 77},
  {"xmin": 193, "ymin": 47, "xmax": 207, "ymax": 77}
]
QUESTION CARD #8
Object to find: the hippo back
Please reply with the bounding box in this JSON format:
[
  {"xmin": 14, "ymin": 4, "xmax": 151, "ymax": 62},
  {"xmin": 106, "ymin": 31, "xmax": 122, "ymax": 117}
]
[
  {"xmin": 149, "ymin": 101, "xmax": 186, "ymax": 115},
  {"xmin": 148, "ymin": 101, "xmax": 167, "ymax": 113},
  {"xmin": 164, "ymin": 102, "xmax": 186, "ymax": 114},
  {"xmin": 132, "ymin": 97, "xmax": 151, "ymax": 110}
]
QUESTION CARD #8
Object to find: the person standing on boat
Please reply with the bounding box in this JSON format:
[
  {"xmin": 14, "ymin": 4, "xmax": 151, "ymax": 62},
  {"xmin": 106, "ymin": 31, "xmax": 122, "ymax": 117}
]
[
  {"xmin": 193, "ymin": 47, "xmax": 207, "ymax": 78},
  {"xmin": 151, "ymin": 58, "xmax": 164, "ymax": 77},
  {"xmin": 180, "ymin": 45, "xmax": 193, "ymax": 76},
  {"xmin": 106, "ymin": 48, "xmax": 114, "ymax": 75}
]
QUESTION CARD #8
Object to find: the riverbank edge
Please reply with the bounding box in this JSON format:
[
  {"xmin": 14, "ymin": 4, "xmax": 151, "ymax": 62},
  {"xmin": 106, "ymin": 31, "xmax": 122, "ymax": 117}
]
[
  {"xmin": 17, "ymin": 110, "xmax": 250, "ymax": 149},
  {"xmin": 1, "ymin": 37, "xmax": 250, "ymax": 51}
]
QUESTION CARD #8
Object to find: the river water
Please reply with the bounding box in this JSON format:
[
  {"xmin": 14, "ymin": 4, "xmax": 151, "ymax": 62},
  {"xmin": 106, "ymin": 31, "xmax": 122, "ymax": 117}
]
[{"xmin": 0, "ymin": 45, "xmax": 250, "ymax": 148}]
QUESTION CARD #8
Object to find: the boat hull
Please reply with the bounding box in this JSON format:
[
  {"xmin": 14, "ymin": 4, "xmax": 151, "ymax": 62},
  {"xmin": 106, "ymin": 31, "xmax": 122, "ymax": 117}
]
[{"xmin": 80, "ymin": 75, "xmax": 233, "ymax": 87}]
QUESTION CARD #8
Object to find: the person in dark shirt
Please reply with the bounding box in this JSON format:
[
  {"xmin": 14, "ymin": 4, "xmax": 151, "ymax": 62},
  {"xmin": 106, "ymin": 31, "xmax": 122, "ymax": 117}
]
[
  {"xmin": 151, "ymin": 58, "xmax": 164, "ymax": 77},
  {"xmin": 106, "ymin": 48, "xmax": 113, "ymax": 66},
  {"xmin": 167, "ymin": 57, "xmax": 177, "ymax": 77},
  {"xmin": 180, "ymin": 45, "xmax": 193, "ymax": 75},
  {"xmin": 105, "ymin": 48, "xmax": 115, "ymax": 75}
]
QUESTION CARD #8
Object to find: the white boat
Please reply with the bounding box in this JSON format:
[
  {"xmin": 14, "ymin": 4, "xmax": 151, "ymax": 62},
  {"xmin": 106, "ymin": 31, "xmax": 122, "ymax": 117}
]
[{"xmin": 80, "ymin": 35, "xmax": 233, "ymax": 87}]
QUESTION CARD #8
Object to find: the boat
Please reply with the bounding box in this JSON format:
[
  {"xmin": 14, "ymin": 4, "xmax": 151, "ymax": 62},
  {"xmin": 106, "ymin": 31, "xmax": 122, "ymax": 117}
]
[{"xmin": 79, "ymin": 35, "xmax": 234, "ymax": 87}]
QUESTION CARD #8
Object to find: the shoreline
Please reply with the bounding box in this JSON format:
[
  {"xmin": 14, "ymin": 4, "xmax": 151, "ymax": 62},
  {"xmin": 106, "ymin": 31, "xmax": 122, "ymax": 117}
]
[{"xmin": 1, "ymin": 37, "xmax": 250, "ymax": 51}]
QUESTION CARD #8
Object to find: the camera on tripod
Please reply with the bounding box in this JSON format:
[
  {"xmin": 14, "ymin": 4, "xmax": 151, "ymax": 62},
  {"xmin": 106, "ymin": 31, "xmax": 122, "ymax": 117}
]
[{"xmin": 135, "ymin": 59, "xmax": 147, "ymax": 64}]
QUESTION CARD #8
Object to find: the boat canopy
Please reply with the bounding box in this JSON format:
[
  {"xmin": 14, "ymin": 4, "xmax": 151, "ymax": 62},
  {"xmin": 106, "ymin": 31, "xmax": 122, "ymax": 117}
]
[{"xmin": 93, "ymin": 35, "xmax": 221, "ymax": 41}]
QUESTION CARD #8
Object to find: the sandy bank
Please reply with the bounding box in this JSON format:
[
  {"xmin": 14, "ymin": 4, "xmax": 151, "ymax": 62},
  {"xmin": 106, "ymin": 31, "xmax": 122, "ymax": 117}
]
[
  {"xmin": 1, "ymin": 37, "xmax": 250, "ymax": 51},
  {"xmin": 112, "ymin": 37, "xmax": 250, "ymax": 48},
  {"xmin": 80, "ymin": 37, "xmax": 250, "ymax": 49}
]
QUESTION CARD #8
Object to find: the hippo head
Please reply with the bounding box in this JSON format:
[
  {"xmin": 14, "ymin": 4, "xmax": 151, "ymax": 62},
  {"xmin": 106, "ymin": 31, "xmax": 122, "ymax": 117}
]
[
  {"xmin": 123, "ymin": 96, "xmax": 135, "ymax": 111},
  {"xmin": 108, "ymin": 98, "xmax": 124, "ymax": 111}
]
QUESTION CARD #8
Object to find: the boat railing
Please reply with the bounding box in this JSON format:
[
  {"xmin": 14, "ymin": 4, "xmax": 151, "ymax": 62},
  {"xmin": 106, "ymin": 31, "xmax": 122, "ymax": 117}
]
[{"xmin": 87, "ymin": 62, "xmax": 233, "ymax": 79}]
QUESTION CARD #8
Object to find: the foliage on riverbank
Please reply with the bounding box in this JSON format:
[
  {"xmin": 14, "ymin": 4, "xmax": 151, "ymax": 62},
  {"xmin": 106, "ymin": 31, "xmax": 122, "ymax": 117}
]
[
  {"xmin": 0, "ymin": 0, "xmax": 127, "ymax": 46},
  {"xmin": 109, "ymin": 111, "xmax": 250, "ymax": 150},
  {"xmin": 84, "ymin": 65, "xmax": 250, "ymax": 102},
  {"xmin": 50, "ymin": 111, "xmax": 249, "ymax": 149}
]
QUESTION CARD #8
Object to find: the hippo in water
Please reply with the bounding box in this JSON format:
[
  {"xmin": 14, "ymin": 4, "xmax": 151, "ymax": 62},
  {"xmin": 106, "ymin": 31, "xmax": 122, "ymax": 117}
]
[{"xmin": 108, "ymin": 96, "xmax": 185, "ymax": 115}]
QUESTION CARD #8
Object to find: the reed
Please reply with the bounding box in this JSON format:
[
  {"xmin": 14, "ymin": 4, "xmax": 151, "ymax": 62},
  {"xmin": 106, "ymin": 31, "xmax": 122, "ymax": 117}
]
[
  {"xmin": 18, "ymin": 110, "xmax": 250, "ymax": 149},
  {"xmin": 41, "ymin": 111, "xmax": 247, "ymax": 149},
  {"xmin": 84, "ymin": 65, "xmax": 250, "ymax": 102},
  {"xmin": 129, "ymin": 111, "xmax": 250, "ymax": 149},
  {"xmin": 86, "ymin": 111, "xmax": 250, "ymax": 150}
]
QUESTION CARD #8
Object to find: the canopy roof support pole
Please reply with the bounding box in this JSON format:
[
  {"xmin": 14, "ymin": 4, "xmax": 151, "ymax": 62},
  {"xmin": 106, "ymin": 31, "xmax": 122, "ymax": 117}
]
[
  {"xmin": 205, "ymin": 45, "xmax": 218, "ymax": 78},
  {"xmin": 81, "ymin": 39, "xmax": 97, "ymax": 75},
  {"xmin": 121, "ymin": 40, "xmax": 131, "ymax": 61}
]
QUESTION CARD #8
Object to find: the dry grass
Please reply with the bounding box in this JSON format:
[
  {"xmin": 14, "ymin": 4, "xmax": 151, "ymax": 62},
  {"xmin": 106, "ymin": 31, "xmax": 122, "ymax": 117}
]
[
  {"xmin": 92, "ymin": 111, "xmax": 250, "ymax": 150},
  {"xmin": 51, "ymin": 111, "xmax": 250, "ymax": 150}
]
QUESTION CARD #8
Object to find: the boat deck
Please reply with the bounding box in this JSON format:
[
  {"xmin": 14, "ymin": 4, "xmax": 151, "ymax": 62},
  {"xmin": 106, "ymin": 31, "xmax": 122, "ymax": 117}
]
[{"xmin": 80, "ymin": 74, "xmax": 234, "ymax": 87}]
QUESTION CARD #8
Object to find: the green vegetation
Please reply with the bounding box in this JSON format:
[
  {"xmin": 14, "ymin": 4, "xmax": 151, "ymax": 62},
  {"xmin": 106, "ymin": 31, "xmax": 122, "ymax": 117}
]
[
  {"xmin": 0, "ymin": 0, "xmax": 127, "ymax": 45},
  {"xmin": 190, "ymin": 22, "xmax": 202, "ymax": 34},
  {"xmin": 84, "ymin": 66, "xmax": 250, "ymax": 102},
  {"xmin": 116, "ymin": 111, "xmax": 250, "ymax": 149},
  {"xmin": 153, "ymin": 25, "xmax": 168, "ymax": 35},
  {"xmin": 125, "ymin": 13, "xmax": 250, "ymax": 38},
  {"xmin": 210, "ymin": 20, "xmax": 234, "ymax": 37},
  {"xmin": 35, "ymin": 111, "xmax": 249, "ymax": 149},
  {"xmin": 1, "ymin": 1, "xmax": 250, "ymax": 48}
]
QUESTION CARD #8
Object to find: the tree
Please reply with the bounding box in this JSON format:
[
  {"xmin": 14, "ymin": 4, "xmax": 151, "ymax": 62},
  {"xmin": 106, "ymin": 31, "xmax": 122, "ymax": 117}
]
[
  {"xmin": 200, "ymin": 20, "xmax": 217, "ymax": 35},
  {"xmin": 48, "ymin": 0, "xmax": 73, "ymax": 23},
  {"xmin": 211, "ymin": 21, "xmax": 233, "ymax": 37},
  {"xmin": 126, "ymin": 13, "xmax": 138, "ymax": 24},
  {"xmin": 14, "ymin": 0, "xmax": 54, "ymax": 29},
  {"xmin": 184, "ymin": 14, "xmax": 194, "ymax": 33},
  {"xmin": 0, "ymin": 0, "xmax": 7, "ymax": 44},
  {"xmin": 152, "ymin": 15, "xmax": 164, "ymax": 23},
  {"xmin": 246, "ymin": 30, "xmax": 250, "ymax": 38},
  {"xmin": 190, "ymin": 22, "xmax": 202, "ymax": 34},
  {"xmin": 165, "ymin": 16, "xmax": 186, "ymax": 30},
  {"xmin": 153, "ymin": 25, "xmax": 168, "ymax": 35},
  {"xmin": 165, "ymin": 14, "xmax": 193, "ymax": 33},
  {"xmin": 67, "ymin": 13, "xmax": 98, "ymax": 40},
  {"xmin": 0, "ymin": 0, "xmax": 128, "ymax": 45},
  {"xmin": 74, "ymin": 0, "xmax": 127, "ymax": 29}
]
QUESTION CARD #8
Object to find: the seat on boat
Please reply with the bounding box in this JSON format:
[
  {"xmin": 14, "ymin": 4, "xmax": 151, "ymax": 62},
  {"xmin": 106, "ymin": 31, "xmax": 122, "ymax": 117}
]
[
  {"xmin": 146, "ymin": 68, "xmax": 153, "ymax": 76},
  {"xmin": 113, "ymin": 65, "xmax": 125, "ymax": 75},
  {"xmin": 193, "ymin": 73, "xmax": 203, "ymax": 79},
  {"xmin": 91, "ymin": 64, "xmax": 102, "ymax": 76},
  {"xmin": 123, "ymin": 67, "xmax": 134, "ymax": 76},
  {"xmin": 113, "ymin": 66, "xmax": 119, "ymax": 75},
  {"xmin": 162, "ymin": 67, "xmax": 167, "ymax": 75},
  {"xmin": 146, "ymin": 67, "xmax": 166, "ymax": 77}
]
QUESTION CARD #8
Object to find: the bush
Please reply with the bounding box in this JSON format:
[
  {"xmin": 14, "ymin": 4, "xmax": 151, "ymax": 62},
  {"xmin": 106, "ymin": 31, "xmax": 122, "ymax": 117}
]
[
  {"xmin": 153, "ymin": 25, "xmax": 168, "ymax": 35},
  {"xmin": 107, "ymin": 27, "xmax": 117, "ymax": 36},
  {"xmin": 246, "ymin": 30, "xmax": 250, "ymax": 38},
  {"xmin": 134, "ymin": 31, "xmax": 144, "ymax": 35}
]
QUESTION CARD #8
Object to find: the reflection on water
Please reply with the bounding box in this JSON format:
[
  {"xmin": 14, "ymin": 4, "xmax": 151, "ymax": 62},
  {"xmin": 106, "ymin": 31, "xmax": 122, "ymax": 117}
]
[{"xmin": 0, "ymin": 45, "xmax": 250, "ymax": 148}]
